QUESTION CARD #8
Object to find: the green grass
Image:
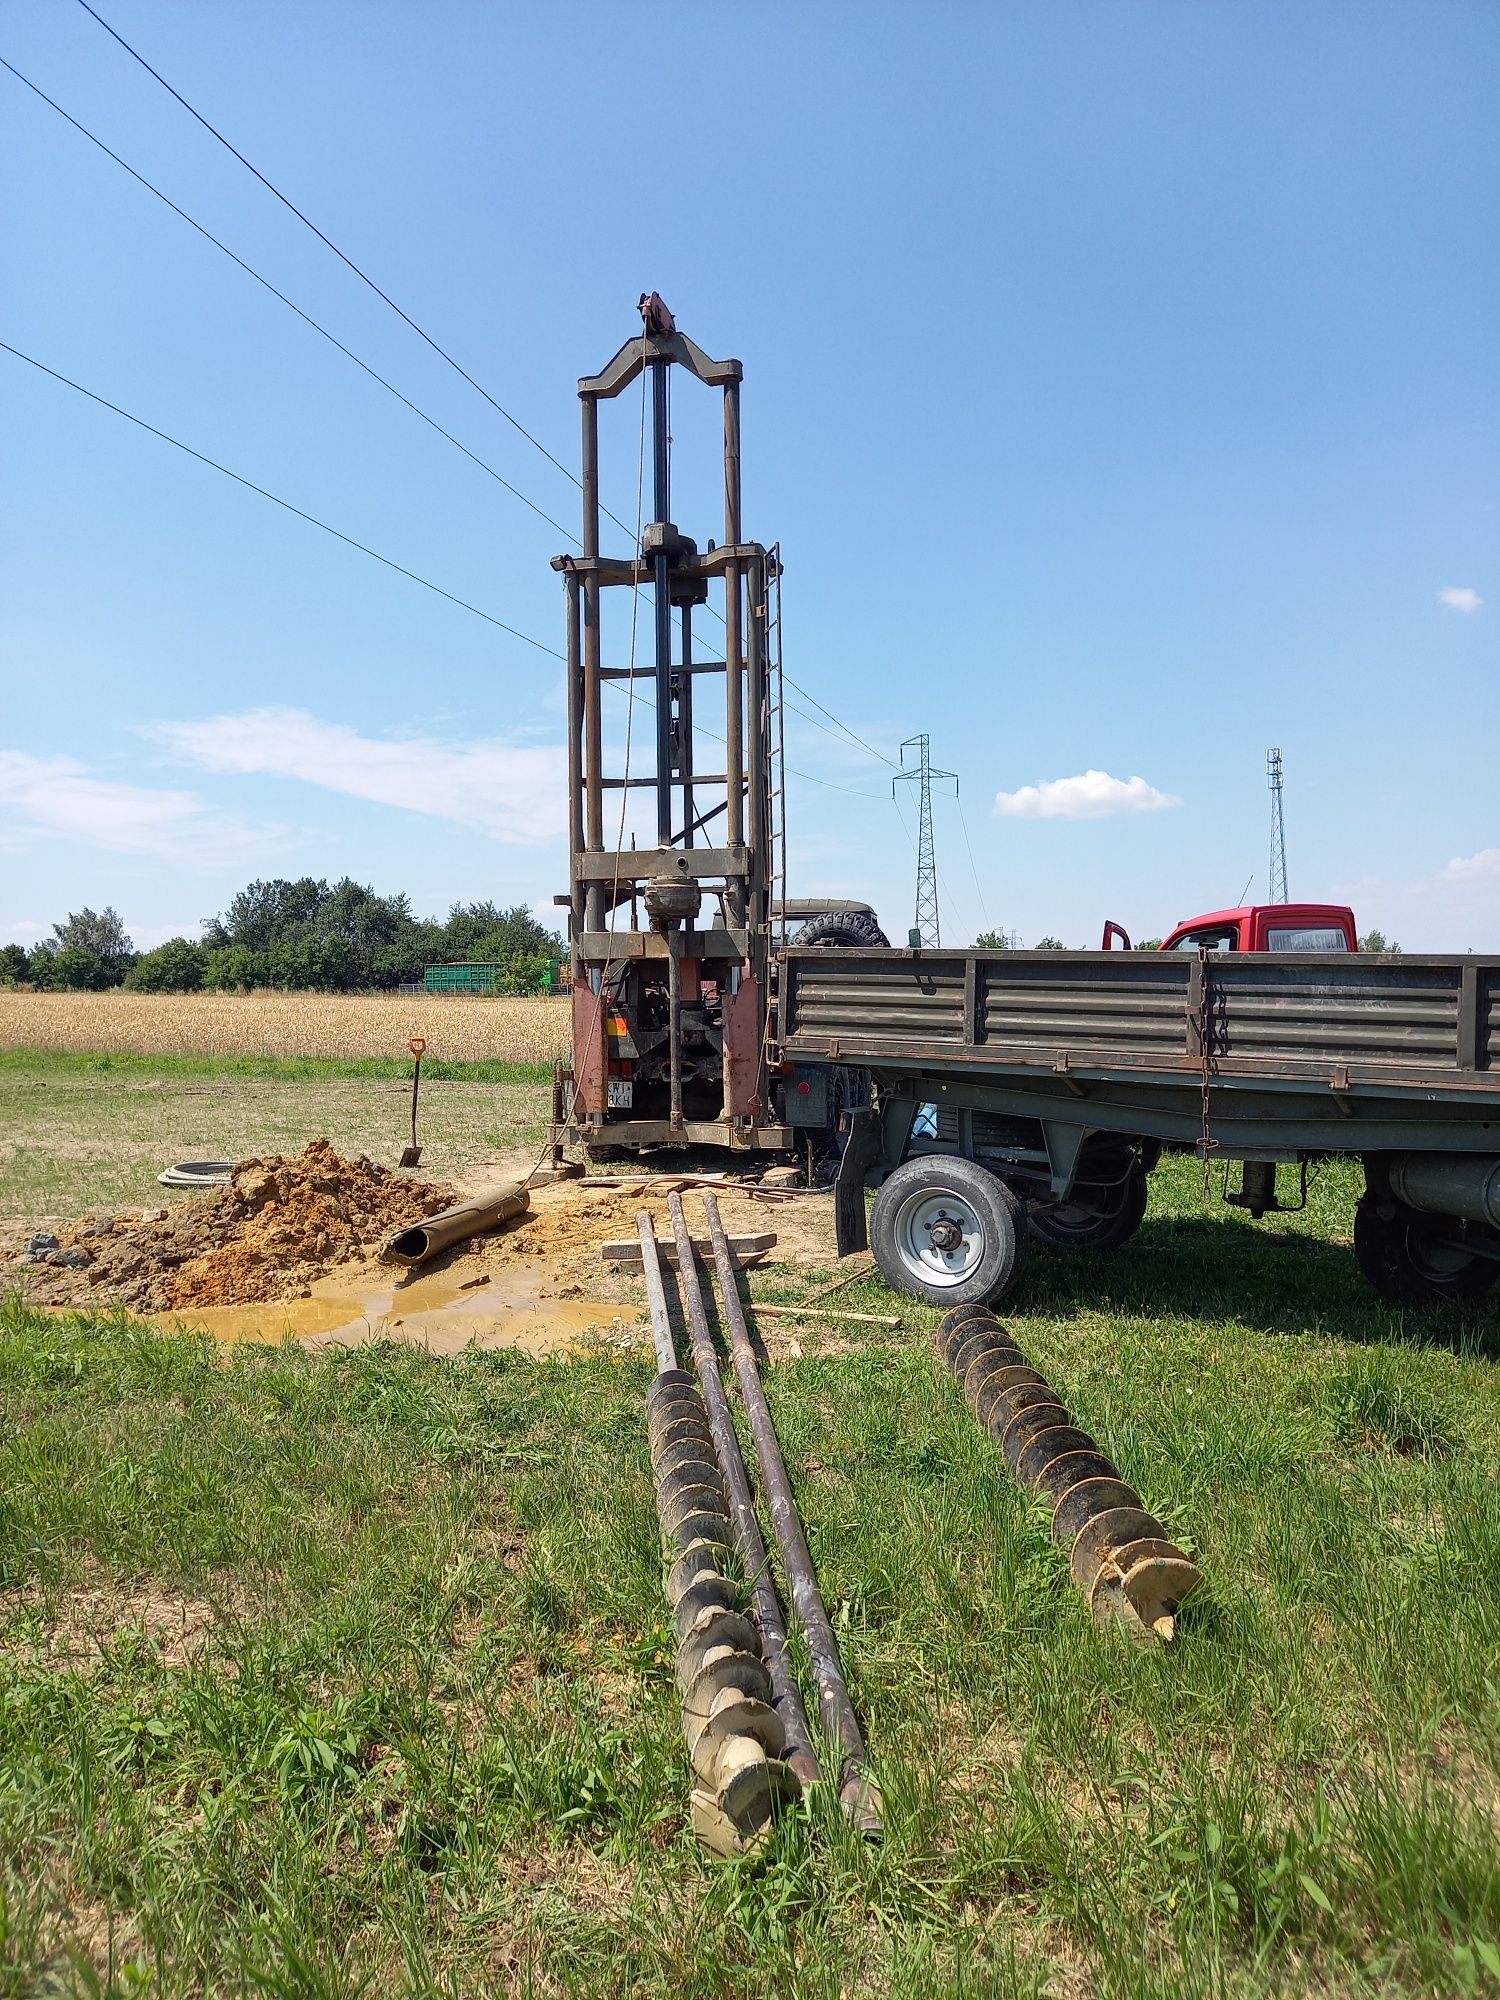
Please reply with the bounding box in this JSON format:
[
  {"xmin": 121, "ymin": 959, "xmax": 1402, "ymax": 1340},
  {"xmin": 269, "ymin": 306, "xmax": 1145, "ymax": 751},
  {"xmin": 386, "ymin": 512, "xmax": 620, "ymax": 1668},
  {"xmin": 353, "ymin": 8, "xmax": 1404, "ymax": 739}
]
[
  {"xmin": 0, "ymin": 1055, "xmax": 553, "ymax": 1223},
  {"xmin": 2, "ymin": 1151, "xmax": 1499, "ymax": 1996}
]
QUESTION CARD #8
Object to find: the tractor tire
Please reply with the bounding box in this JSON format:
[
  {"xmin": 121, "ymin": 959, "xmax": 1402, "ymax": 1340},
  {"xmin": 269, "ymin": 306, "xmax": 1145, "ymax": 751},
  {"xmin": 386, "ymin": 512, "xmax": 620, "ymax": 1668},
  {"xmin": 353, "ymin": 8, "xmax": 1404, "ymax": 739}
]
[
  {"xmin": 1352, "ymin": 1196, "xmax": 1499, "ymax": 1305},
  {"xmin": 791, "ymin": 912, "xmax": 891, "ymax": 949},
  {"xmin": 871, "ymin": 1156, "xmax": 1028, "ymax": 1307},
  {"xmin": 1028, "ymin": 1159, "xmax": 1150, "ymax": 1253}
]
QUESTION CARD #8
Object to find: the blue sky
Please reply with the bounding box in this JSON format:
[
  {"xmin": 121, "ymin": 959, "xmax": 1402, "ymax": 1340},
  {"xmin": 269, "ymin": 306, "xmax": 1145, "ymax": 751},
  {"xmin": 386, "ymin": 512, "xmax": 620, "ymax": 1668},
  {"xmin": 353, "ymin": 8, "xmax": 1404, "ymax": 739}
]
[{"xmin": 2, "ymin": 0, "xmax": 1495, "ymax": 954}]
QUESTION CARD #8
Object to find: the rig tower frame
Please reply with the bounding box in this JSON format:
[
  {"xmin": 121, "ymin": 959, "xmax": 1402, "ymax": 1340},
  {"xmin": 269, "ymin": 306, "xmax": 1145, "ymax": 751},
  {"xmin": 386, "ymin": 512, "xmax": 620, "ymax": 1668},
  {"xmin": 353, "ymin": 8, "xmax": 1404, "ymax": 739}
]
[{"xmin": 550, "ymin": 299, "xmax": 790, "ymax": 1156}]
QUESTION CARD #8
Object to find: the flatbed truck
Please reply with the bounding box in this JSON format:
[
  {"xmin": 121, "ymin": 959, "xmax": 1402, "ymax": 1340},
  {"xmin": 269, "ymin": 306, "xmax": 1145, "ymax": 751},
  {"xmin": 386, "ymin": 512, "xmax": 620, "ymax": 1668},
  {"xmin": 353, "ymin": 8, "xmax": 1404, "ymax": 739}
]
[{"xmin": 778, "ymin": 945, "xmax": 1500, "ymax": 1309}]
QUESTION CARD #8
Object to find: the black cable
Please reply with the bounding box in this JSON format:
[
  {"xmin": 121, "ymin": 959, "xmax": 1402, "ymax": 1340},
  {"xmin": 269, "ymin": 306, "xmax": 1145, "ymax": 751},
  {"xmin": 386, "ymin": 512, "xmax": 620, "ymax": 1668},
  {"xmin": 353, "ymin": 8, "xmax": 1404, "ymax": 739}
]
[
  {"xmin": 784, "ymin": 675, "xmax": 899, "ymax": 769},
  {"xmin": 67, "ymin": 5, "xmax": 903, "ymax": 777},
  {"xmin": 0, "ymin": 56, "xmax": 578, "ymax": 547},
  {"xmin": 73, "ymin": 0, "xmax": 592, "ymax": 506},
  {"xmin": 1, "ymin": 340, "xmax": 563, "ymax": 656}
]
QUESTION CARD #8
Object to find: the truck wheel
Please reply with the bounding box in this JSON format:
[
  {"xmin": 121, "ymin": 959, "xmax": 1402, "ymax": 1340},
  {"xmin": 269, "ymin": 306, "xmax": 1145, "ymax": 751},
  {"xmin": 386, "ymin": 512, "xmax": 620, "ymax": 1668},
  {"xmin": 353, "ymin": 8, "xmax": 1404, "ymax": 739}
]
[
  {"xmin": 1352, "ymin": 1196, "xmax": 1499, "ymax": 1304},
  {"xmin": 792, "ymin": 912, "xmax": 891, "ymax": 949},
  {"xmin": 871, "ymin": 1157, "xmax": 1027, "ymax": 1306},
  {"xmin": 1028, "ymin": 1160, "xmax": 1149, "ymax": 1252}
]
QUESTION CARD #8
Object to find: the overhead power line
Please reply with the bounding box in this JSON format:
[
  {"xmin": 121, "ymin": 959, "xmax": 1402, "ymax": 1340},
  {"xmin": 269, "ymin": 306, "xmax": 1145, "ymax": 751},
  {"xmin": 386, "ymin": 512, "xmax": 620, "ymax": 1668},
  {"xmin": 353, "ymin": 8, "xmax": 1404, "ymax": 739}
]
[
  {"xmin": 0, "ymin": 56, "xmax": 577, "ymax": 545},
  {"xmin": 61, "ymin": 6, "xmax": 906, "ymax": 796},
  {"xmin": 783, "ymin": 674, "xmax": 899, "ymax": 769},
  {"xmin": 74, "ymin": 0, "xmax": 590, "ymax": 504},
  {"xmin": 1, "ymin": 341, "xmax": 563, "ymax": 657}
]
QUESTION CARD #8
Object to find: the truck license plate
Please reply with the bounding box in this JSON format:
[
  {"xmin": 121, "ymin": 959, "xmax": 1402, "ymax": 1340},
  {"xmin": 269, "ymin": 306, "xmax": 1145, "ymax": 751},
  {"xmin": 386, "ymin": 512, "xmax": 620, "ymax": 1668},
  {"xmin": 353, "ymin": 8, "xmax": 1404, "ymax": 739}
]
[{"xmin": 607, "ymin": 1079, "xmax": 634, "ymax": 1108}]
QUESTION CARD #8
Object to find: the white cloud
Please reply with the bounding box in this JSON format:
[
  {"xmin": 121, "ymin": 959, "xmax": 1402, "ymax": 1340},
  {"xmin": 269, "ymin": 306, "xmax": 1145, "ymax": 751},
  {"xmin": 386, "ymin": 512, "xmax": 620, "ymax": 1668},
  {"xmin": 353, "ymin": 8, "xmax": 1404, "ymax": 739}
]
[
  {"xmin": 152, "ymin": 707, "xmax": 565, "ymax": 844},
  {"xmin": 1438, "ymin": 586, "xmax": 1483, "ymax": 613},
  {"xmin": 1440, "ymin": 848, "xmax": 1500, "ymax": 890},
  {"xmin": 0, "ymin": 750, "xmax": 276, "ymax": 866},
  {"xmin": 2, "ymin": 918, "xmax": 48, "ymax": 945},
  {"xmin": 993, "ymin": 769, "xmax": 1181, "ymax": 820}
]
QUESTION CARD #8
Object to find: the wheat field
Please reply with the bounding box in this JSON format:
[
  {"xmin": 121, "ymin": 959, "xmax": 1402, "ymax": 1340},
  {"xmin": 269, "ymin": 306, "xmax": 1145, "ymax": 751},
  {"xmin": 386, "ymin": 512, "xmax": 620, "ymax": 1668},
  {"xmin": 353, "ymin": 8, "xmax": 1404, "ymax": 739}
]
[{"xmin": 0, "ymin": 991, "xmax": 570, "ymax": 1064}]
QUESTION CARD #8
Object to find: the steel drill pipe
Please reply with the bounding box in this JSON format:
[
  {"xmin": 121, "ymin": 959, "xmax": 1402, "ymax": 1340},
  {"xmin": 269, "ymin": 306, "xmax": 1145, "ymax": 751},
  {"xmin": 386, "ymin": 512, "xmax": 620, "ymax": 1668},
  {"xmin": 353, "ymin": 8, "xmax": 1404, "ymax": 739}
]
[
  {"xmin": 702, "ymin": 1193, "xmax": 882, "ymax": 1836},
  {"xmin": 667, "ymin": 1192, "xmax": 820, "ymax": 1792},
  {"xmin": 383, "ymin": 1183, "xmax": 530, "ymax": 1267},
  {"xmin": 637, "ymin": 1213, "xmax": 796, "ymax": 1855},
  {"xmin": 933, "ymin": 1304, "xmax": 1202, "ymax": 1644}
]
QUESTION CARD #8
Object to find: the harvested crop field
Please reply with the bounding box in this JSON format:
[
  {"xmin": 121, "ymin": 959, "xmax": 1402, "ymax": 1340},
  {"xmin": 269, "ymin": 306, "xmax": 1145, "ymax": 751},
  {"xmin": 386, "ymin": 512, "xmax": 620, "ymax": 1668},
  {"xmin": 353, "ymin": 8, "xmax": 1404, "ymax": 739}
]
[{"xmin": 0, "ymin": 991, "xmax": 570, "ymax": 1064}]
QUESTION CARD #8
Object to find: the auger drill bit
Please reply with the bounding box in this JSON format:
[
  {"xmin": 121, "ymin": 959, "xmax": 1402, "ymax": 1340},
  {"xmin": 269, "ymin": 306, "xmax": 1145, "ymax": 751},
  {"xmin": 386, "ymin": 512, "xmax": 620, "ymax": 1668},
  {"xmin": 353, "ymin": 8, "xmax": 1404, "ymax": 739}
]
[
  {"xmin": 934, "ymin": 1303, "xmax": 1201, "ymax": 1643},
  {"xmin": 702, "ymin": 1194, "xmax": 883, "ymax": 1836},
  {"xmin": 666, "ymin": 1192, "xmax": 820, "ymax": 1793},
  {"xmin": 638, "ymin": 1213, "xmax": 797, "ymax": 1855}
]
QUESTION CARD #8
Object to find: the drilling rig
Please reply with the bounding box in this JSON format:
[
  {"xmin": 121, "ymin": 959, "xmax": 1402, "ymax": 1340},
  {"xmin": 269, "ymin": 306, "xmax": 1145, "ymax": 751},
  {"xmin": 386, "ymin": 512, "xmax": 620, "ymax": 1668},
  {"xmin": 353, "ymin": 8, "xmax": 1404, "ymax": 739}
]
[{"xmin": 549, "ymin": 297, "xmax": 797, "ymax": 1158}]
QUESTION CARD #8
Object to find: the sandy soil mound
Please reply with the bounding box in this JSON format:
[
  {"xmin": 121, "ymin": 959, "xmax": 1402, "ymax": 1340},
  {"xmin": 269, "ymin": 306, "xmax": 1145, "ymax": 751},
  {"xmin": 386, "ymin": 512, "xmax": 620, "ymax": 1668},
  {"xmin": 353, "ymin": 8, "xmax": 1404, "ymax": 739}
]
[{"xmin": 7, "ymin": 1139, "xmax": 455, "ymax": 1312}]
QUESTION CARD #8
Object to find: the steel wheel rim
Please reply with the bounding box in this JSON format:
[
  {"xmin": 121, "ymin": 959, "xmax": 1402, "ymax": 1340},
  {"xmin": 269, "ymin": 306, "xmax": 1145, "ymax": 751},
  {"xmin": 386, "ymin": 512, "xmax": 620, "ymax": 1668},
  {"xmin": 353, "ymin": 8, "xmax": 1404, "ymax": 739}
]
[{"xmin": 891, "ymin": 1186, "xmax": 986, "ymax": 1288}]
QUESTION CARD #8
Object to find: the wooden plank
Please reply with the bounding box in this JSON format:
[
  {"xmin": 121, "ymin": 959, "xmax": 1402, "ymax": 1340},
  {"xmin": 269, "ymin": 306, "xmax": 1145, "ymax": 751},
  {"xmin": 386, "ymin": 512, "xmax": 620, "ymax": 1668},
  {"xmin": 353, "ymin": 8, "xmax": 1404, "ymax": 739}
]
[{"xmin": 601, "ymin": 1232, "xmax": 775, "ymax": 1268}]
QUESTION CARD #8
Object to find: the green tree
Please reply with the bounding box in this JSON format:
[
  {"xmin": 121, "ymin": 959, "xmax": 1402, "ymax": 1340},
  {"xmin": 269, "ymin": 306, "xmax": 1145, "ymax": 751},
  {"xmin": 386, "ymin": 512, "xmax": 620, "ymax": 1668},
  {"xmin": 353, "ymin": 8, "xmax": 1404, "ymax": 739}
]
[
  {"xmin": 1036, "ymin": 936, "xmax": 1067, "ymax": 949},
  {"xmin": 125, "ymin": 938, "xmax": 208, "ymax": 992},
  {"xmin": 203, "ymin": 945, "xmax": 267, "ymax": 991},
  {"xmin": 1358, "ymin": 929, "xmax": 1401, "ymax": 954},
  {"xmin": 204, "ymin": 879, "xmax": 326, "ymax": 955},
  {"xmin": 0, "ymin": 943, "xmax": 29, "ymax": 985},
  {"xmin": 497, "ymin": 949, "xmax": 559, "ymax": 996},
  {"xmin": 52, "ymin": 907, "xmax": 134, "ymax": 982},
  {"xmin": 1137, "ymin": 938, "xmax": 1163, "ymax": 951},
  {"xmin": 974, "ymin": 929, "xmax": 1011, "ymax": 949},
  {"xmin": 52, "ymin": 946, "xmax": 111, "ymax": 990}
]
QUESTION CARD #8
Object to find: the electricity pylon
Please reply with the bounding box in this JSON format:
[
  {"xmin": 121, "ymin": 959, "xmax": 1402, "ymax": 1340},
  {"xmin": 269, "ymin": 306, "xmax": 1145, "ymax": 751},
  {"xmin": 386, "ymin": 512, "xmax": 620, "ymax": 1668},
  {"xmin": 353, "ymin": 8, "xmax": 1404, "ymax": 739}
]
[
  {"xmin": 1267, "ymin": 748, "xmax": 1288, "ymax": 903},
  {"xmin": 894, "ymin": 734, "xmax": 957, "ymax": 946}
]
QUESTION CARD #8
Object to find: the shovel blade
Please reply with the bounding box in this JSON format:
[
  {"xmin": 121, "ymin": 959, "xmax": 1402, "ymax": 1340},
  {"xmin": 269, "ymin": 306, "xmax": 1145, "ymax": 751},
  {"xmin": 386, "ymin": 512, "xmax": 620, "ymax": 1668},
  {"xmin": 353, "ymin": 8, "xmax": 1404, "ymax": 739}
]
[{"xmin": 399, "ymin": 1145, "xmax": 423, "ymax": 1167}]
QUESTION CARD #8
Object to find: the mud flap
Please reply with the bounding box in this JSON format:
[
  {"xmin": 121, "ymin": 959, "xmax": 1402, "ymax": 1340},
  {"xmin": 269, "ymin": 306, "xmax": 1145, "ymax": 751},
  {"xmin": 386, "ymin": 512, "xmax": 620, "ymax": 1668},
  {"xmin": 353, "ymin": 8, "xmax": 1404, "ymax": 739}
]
[{"xmin": 835, "ymin": 1108, "xmax": 880, "ymax": 1255}]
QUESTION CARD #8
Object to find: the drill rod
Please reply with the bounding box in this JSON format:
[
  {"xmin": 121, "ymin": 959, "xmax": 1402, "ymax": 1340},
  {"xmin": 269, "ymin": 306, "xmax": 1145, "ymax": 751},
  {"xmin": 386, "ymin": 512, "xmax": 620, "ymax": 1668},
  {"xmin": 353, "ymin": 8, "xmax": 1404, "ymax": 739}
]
[
  {"xmin": 701, "ymin": 1193, "xmax": 882, "ymax": 1835},
  {"xmin": 667, "ymin": 1192, "xmax": 819, "ymax": 1790}
]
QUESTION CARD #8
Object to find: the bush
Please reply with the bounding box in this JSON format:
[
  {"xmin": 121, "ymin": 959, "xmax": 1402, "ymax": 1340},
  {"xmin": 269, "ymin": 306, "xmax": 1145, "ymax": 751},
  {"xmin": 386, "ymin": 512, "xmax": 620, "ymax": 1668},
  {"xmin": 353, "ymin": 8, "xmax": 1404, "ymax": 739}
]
[
  {"xmin": 497, "ymin": 949, "xmax": 558, "ymax": 996},
  {"xmin": 124, "ymin": 939, "xmax": 208, "ymax": 993},
  {"xmin": 51, "ymin": 946, "xmax": 112, "ymax": 991},
  {"xmin": 203, "ymin": 945, "xmax": 267, "ymax": 992}
]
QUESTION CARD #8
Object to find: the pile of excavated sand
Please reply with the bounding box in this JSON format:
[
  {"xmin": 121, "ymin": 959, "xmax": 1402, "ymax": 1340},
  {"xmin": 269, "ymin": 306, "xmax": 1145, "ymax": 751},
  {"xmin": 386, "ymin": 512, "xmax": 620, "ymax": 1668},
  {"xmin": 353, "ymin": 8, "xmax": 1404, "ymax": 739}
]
[{"xmin": 7, "ymin": 1139, "xmax": 456, "ymax": 1312}]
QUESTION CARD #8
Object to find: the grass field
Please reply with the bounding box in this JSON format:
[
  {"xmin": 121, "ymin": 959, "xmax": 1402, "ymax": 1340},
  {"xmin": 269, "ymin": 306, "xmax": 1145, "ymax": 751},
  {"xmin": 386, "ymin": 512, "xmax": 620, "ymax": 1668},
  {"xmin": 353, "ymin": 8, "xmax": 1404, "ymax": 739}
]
[
  {"xmin": 2, "ymin": 1051, "xmax": 1499, "ymax": 1996},
  {"xmin": 0, "ymin": 993, "xmax": 570, "ymax": 1065},
  {"xmin": 0, "ymin": 1051, "xmax": 553, "ymax": 1227}
]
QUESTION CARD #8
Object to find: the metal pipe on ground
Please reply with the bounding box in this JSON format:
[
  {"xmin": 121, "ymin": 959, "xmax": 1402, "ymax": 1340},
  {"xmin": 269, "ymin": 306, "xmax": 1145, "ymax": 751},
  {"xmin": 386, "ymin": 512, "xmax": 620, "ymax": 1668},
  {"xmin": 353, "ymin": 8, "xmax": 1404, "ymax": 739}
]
[
  {"xmin": 638, "ymin": 1212, "xmax": 797, "ymax": 1855},
  {"xmin": 382, "ymin": 1183, "xmax": 530, "ymax": 1267},
  {"xmin": 933, "ymin": 1304, "xmax": 1201, "ymax": 1643},
  {"xmin": 702, "ymin": 1193, "xmax": 882, "ymax": 1836},
  {"xmin": 666, "ymin": 1192, "xmax": 820, "ymax": 1792}
]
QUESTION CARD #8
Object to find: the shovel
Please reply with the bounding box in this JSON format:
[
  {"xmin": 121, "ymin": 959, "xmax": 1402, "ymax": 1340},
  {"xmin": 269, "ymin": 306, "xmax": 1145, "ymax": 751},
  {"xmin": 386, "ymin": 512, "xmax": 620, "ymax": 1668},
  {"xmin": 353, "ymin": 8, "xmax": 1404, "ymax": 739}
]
[{"xmin": 400, "ymin": 1036, "xmax": 426, "ymax": 1167}]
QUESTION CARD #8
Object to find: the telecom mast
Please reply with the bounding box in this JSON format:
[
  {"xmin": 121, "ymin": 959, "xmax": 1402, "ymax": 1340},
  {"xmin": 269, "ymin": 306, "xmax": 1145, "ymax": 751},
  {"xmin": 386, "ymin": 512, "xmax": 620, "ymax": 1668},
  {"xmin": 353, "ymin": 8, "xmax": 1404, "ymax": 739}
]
[
  {"xmin": 894, "ymin": 735, "xmax": 957, "ymax": 946},
  {"xmin": 1267, "ymin": 747, "xmax": 1288, "ymax": 903}
]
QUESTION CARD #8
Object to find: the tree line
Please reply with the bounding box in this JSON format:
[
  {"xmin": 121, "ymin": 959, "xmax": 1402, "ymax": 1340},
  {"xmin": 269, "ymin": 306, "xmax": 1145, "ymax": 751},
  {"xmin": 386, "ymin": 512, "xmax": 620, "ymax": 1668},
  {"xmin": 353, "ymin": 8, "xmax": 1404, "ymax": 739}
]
[{"xmin": 1, "ymin": 881, "xmax": 566, "ymax": 995}]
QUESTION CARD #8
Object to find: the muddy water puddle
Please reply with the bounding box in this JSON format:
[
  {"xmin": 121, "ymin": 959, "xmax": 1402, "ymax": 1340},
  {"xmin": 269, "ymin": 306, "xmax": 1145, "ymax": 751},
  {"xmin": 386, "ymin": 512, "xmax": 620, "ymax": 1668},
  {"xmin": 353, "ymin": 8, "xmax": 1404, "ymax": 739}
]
[{"xmin": 129, "ymin": 1260, "xmax": 643, "ymax": 1357}]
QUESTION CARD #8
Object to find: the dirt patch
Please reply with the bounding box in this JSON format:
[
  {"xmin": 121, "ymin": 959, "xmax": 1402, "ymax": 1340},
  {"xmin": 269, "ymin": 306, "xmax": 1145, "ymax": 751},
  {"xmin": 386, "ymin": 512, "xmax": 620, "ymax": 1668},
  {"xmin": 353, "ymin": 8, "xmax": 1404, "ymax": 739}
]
[
  {"xmin": 2, "ymin": 1577, "xmax": 223, "ymax": 1669},
  {"xmin": 5, "ymin": 1139, "xmax": 455, "ymax": 1311}
]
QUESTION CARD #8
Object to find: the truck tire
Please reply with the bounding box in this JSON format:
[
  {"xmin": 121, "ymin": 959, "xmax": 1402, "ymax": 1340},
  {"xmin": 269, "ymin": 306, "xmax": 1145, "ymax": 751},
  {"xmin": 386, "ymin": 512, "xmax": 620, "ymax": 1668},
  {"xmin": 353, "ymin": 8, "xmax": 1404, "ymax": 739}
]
[
  {"xmin": 792, "ymin": 912, "xmax": 891, "ymax": 949},
  {"xmin": 1028, "ymin": 1159, "xmax": 1149, "ymax": 1252},
  {"xmin": 871, "ymin": 1156, "xmax": 1027, "ymax": 1306},
  {"xmin": 1352, "ymin": 1196, "xmax": 1499, "ymax": 1304}
]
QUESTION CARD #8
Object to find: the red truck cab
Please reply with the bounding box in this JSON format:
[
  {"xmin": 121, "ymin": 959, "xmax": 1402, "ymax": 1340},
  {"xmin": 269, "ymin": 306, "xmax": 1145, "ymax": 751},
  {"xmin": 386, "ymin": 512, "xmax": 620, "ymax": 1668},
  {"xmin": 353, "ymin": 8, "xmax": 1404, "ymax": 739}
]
[{"xmin": 1102, "ymin": 904, "xmax": 1358, "ymax": 952}]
